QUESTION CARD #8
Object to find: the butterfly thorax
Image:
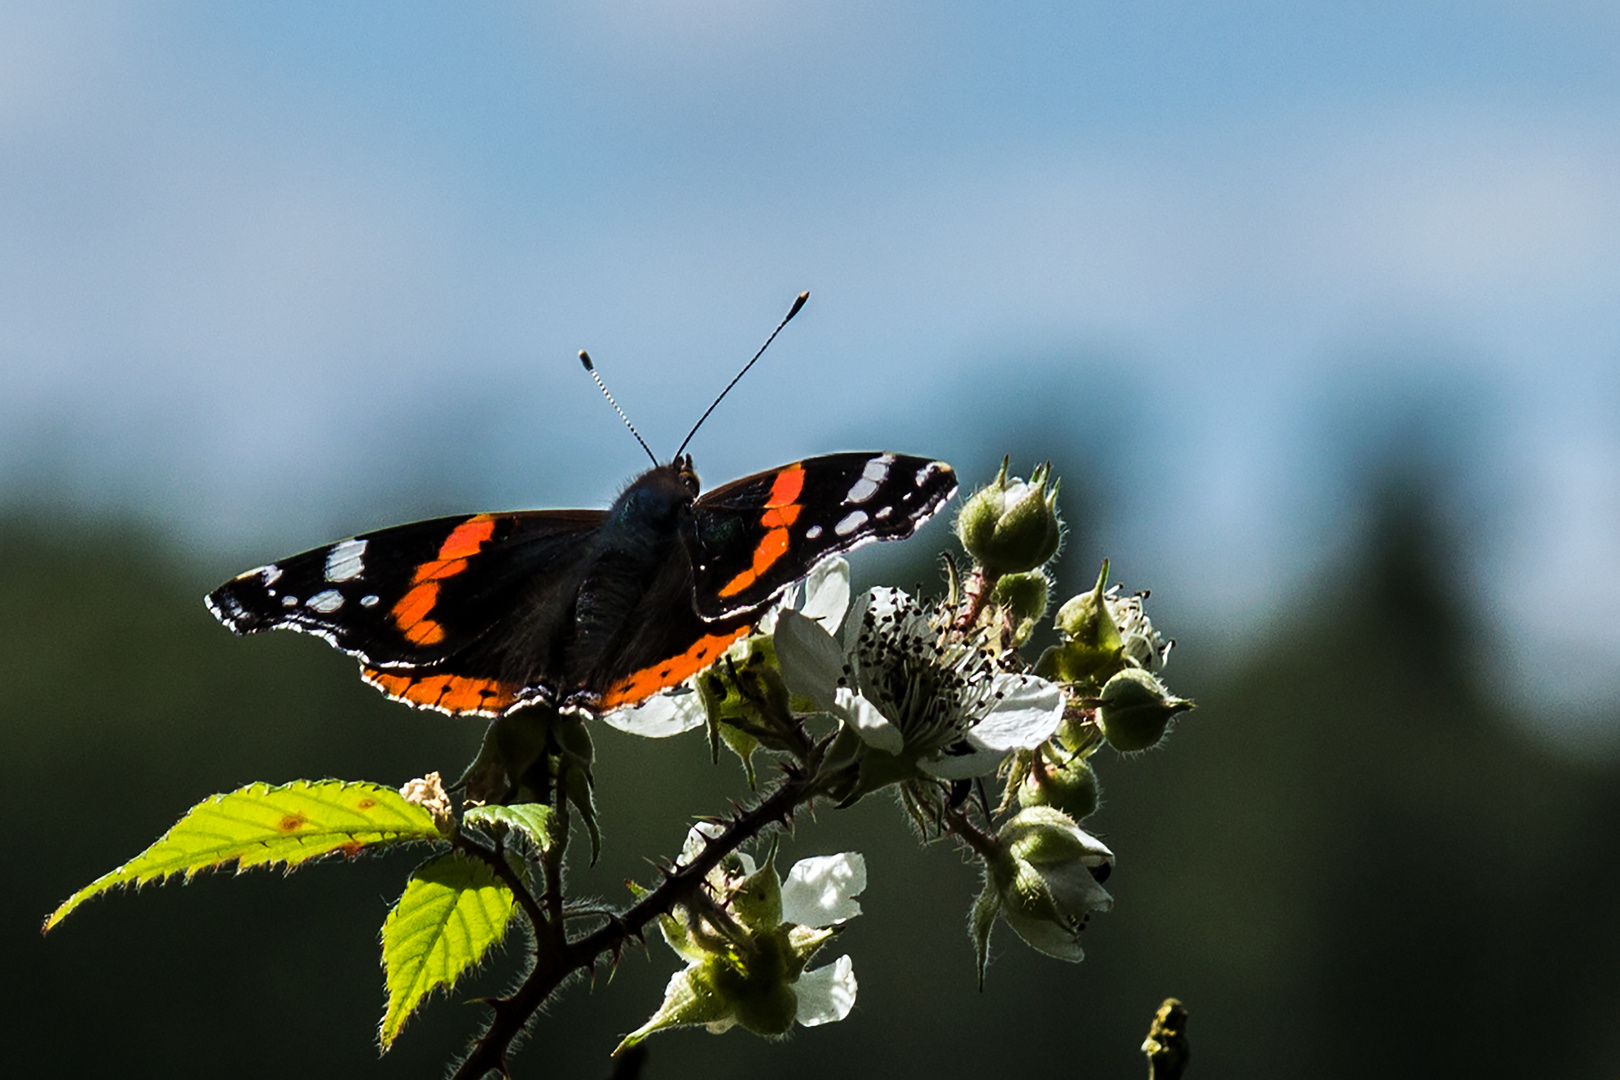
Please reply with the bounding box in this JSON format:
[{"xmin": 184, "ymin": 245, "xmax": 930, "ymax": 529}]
[{"xmin": 567, "ymin": 459, "xmax": 704, "ymax": 682}]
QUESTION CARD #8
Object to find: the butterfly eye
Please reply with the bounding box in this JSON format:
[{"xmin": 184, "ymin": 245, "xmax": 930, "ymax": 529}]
[{"xmin": 678, "ymin": 457, "xmax": 701, "ymax": 495}]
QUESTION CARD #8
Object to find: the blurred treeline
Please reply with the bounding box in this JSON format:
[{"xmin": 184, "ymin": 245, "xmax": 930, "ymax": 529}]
[{"xmin": 6, "ymin": 477, "xmax": 1619, "ymax": 1079}]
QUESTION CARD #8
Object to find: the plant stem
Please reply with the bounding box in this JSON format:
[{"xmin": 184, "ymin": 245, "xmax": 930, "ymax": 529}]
[{"xmin": 449, "ymin": 770, "xmax": 811, "ymax": 1080}]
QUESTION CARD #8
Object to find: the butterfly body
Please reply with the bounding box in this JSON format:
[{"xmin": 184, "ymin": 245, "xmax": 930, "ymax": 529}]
[{"xmin": 207, "ymin": 452, "xmax": 957, "ymax": 718}]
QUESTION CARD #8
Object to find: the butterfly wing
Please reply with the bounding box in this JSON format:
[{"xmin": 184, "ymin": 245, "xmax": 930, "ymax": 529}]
[
  {"xmin": 206, "ymin": 509, "xmax": 607, "ymax": 715},
  {"xmin": 687, "ymin": 452, "xmax": 958, "ymax": 619}
]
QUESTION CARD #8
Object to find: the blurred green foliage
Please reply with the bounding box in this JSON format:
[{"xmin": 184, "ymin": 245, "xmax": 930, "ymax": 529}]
[{"xmin": 7, "ymin": 482, "xmax": 1619, "ymax": 1078}]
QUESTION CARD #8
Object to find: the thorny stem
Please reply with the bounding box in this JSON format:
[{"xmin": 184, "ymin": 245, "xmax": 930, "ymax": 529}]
[
  {"xmin": 541, "ymin": 777, "xmax": 568, "ymax": 927},
  {"xmin": 449, "ymin": 769, "xmax": 813, "ymax": 1080},
  {"xmin": 942, "ymin": 801, "xmax": 1000, "ymax": 862},
  {"xmin": 954, "ymin": 567, "xmax": 1000, "ymax": 632}
]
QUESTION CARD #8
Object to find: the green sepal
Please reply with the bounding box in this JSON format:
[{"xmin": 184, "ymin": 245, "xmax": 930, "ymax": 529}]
[
  {"xmin": 970, "ymin": 878, "xmax": 1001, "ymax": 990},
  {"xmin": 561, "ymin": 761, "xmax": 600, "ymax": 864},
  {"xmin": 44, "ymin": 780, "xmax": 443, "ymax": 932},
  {"xmin": 378, "ymin": 849, "xmax": 516, "ymax": 1049},
  {"xmin": 463, "ymin": 803, "xmax": 556, "ymax": 854}
]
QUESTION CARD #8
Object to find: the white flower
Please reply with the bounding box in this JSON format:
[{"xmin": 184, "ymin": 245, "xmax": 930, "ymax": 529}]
[
  {"xmin": 1105, "ymin": 585, "xmax": 1169, "ymax": 672},
  {"xmin": 615, "ymin": 824, "xmax": 864, "ymax": 1052},
  {"xmin": 600, "ymin": 558, "xmax": 851, "ymax": 738},
  {"xmin": 776, "ymin": 585, "xmax": 1064, "ymax": 780},
  {"xmin": 971, "ymin": 807, "xmax": 1114, "ymax": 982}
]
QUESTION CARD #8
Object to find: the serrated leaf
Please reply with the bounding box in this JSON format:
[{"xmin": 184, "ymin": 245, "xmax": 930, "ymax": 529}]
[
  {"xmin": 463, "ymin": 803, "xmax": 555, "ymax": 852},
  {"xmin": 379, "ymin": 849, "xmax": 515, "ymax": 1049},
  {"xmin": 44, "ymin": 780, "xmax": 443, "ymax": 931}
]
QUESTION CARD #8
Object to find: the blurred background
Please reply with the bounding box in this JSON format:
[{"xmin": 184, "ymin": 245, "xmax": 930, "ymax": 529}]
[{"xmin": 5, "ymin": 3, "xmax": 1618, "ymax": 1077}]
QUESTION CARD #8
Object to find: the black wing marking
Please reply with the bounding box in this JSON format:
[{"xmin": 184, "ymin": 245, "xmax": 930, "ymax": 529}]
[{"xmin": 687, "ymin": 452, "xmax": 957, "ymax": 619}]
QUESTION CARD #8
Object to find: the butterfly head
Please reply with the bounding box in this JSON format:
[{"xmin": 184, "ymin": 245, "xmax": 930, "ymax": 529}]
[{"xmin": 614, "ymin": 456, "xmax": 701, "ymax": 531}]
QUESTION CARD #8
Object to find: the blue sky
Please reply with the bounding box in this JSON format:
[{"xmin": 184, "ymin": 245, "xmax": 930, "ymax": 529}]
[{"xmin": 4, "ymin": 3, "xmax": 1619, "ymax": 744}]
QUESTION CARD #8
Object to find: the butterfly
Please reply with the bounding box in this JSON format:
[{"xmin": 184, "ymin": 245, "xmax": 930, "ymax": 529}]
[
  {"xmin": 206, "ymin": 452, "xmax": 957, "ymax": 718},
  {"xmin": 205, "ymin": 294, "xmax": 957, "ymax": 719}
]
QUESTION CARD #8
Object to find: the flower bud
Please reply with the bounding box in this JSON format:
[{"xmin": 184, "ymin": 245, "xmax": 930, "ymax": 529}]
[
  {"xmin": 1096, "ymin": 668, "xmax": 1192, "ymax": 752},
  {"xmin": 992, "ymin": 570, "xmax": 1050, "ymax": 647},
  {"xmin": 1017, "ymin": 754, "xmax": 1100, "ymax": 820},
  {"xmin": 955, "ymin": 458, "xmax": 1063, "ymax": 576},
  {"xmin": 1046, "ymin": 561, "xmax": 1124, "ymax": 683}
]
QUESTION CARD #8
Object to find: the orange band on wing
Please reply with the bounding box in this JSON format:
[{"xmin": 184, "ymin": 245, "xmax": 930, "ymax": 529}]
[
  {"xmin": 392, "ymin": 582, "xmax": 445, "ymax": 645},
  {"xmin": 388, "ymin": 516, "xmax": 497, "ymax": 645},
  {"xmin": 363, "ymin": 668, "xmax": 516, "ymax": 715},
  {"xmin": 410, "ymin": 515, "xmax": 496, "ymax": 584},
  {"xmin": 599, "ymin": 625, "xmax": 752, "ymax": 709},
  {"xmin": 715, "ymin": 479, "xmax": 805, "ymax": 599},
  {"xmin": 764, "ymin": 465, "xmax": 804, "ymax": 508},
  {"xmin": 760, "ymin": 503, "xmax": 801, "ymax": 528},
  {"xmin": 438, "ymin": 514, "xmax": 496, "ymax": 559}
]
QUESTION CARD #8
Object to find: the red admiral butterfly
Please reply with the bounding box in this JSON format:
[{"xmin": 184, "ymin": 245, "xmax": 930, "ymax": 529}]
[{"xmin": 206, "ymin": 296, "xmax": 957, "ymax": 719}]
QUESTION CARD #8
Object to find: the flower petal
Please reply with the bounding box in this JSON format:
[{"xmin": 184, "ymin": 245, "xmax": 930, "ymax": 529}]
[
  {"xmin": 600, "ymin": 686, "xmax": 707, "ymax": 737},
  {"xmin": 1002, "ymin": 899, "xmax": 1087, "ymax": 962},
  {"xmin": 774, "ymin": 609, "xmax": 846, "ymax": 712},
  {"xmin": 839, "ymin": 688, "xmax": 905, "ymax": 754},
  {"xmin": 970, "ymin": 674, "xmax": 1065, "ymax": 751},
  {"xmin": 781, "ymin": 852, "xmax": 866, "ymax": 926},
  {"xmin": 799, "ymin": 557, "xmax": 851, "ymax": 631},
  {"xmin": 794, "ymin": 955, "xmax": 857, "ymax": 1027},
  {"xmin": 678, "ymin": 821, "xmax": 723, "ymax": 867}
]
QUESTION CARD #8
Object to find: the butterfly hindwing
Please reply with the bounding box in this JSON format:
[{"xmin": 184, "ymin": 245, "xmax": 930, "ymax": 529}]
[{"xmin": 687, "ymin": 452, "xmax": 958, "ymax": 619}]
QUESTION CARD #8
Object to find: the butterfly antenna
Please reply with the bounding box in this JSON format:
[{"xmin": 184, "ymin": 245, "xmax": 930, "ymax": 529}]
[
  {"xmin": 674, "ymin": 291, "xmax": 809, "ymax": 459},
  {"xmin": 579, "ymin": 350, "xmax": 659, "ymax": 467}
]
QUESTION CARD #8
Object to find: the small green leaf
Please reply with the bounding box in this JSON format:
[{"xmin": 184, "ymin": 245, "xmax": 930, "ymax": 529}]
[
  {"xmin": 379, "ymin": 850, "xmax": 515, "ymax": 1049},
  {"xmin": 44, "ymin": 780, "xmax": 443, "ymax": 931},
  {"xmin": 463, "ymin": 803, "xmax": 555, "ymax": 852}
]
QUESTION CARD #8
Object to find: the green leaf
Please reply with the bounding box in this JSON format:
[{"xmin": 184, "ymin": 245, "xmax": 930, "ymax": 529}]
[
  {"xmin": 463, "ymin": 803, "xmax": 555, "ymax": 852},
  {"xmin": 379, "ymin": 850, "xmax": 515, "ymax": 1049},
  {"xmin": 44, "ymin": 780, "xmax": 444, "ymax": 932}
]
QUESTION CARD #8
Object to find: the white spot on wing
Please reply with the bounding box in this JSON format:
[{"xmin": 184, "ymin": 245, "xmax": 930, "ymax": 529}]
[
  {"xmin": 325, "ymin": 538, "xmax": 367, "ymax": 582},
  {"xmin": 308, "ymin": 589, "xmax": 344, "ymax": 613},
  {"xmin": 259, "ymin": 565, "xmax": 283, "ymax": 586},
  {"xmin": 844, "ymin": 453, "xmax": 895, "ymax": 504},
  {"xmin": 876, "ymin": 505, "xmax": 893, "ymax": 519},
  {"xmin": 834, "ymin": 510, "xmax": 869, "ymax": 536},
  {"xmin": 360, "ymin": 594, "xmax": 379, "ymax": 608},
  {"xmin": 282, "ymin": 595, "xmax": 299, "ymax": 607},
  {"xmin": 805, "ymin": 525, "xmax": 823, "ymax": 539}
]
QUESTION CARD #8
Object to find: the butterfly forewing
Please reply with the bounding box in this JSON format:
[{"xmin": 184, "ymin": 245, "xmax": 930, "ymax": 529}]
[
  {"xmin": 207, "ymin": 510, "xmax": 606, "ymax": 670},
  {"xmin": 687, "ymin": 453, "xmax": 957, "ymax": 619}
]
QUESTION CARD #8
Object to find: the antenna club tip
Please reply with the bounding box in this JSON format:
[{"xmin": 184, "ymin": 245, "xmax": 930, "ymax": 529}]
[
  {"xmin": 787, "ymin": 291, "xmax": 809, "ymax": 320},
  {"xmin": 578, "ymin": 350, "xmax": 594, "ymax": 371}
]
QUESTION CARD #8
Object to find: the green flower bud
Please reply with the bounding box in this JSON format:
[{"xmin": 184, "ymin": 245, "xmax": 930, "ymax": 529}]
[
  {"xmin": 992, "ymin": 570, "xmax": 1051, "ymax": 647},
  {"xmin": 1017, "ymin": 754, "xmax": 1100, "ymax": 820},
  {"xmin": 1047, "ymin": 561, "xmax": 1125, "ymax": 683},
  {"xmin": 1097, "ymin": 668, "xmax": 1193, "ymax": 752},
  {"xmin": 955, "ymin": 458, "xmax": 1063, "ymax": 576}
]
